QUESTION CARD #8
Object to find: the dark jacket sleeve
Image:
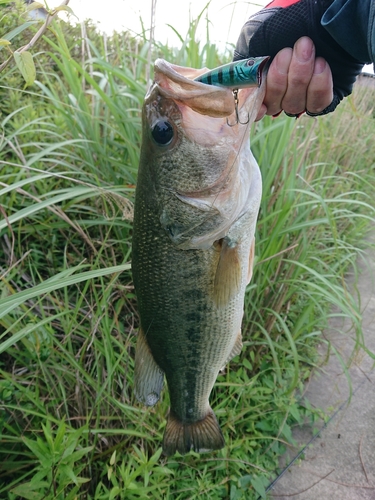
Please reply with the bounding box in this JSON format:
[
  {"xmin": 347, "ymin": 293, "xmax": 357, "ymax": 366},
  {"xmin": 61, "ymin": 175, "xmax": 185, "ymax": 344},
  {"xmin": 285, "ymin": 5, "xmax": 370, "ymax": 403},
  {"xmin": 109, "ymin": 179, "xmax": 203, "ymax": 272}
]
[{"xmin": 322, "ymin": 0, "xmax": 375, "ymax": 65}]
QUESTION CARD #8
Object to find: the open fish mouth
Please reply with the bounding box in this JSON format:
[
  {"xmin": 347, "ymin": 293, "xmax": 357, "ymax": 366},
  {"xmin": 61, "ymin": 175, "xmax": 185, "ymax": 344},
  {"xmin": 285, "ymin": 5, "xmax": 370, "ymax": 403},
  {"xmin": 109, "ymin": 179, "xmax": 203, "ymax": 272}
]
[{"xmin": 149, "ymin": 58, "xmax": 267, "ymax": 144}]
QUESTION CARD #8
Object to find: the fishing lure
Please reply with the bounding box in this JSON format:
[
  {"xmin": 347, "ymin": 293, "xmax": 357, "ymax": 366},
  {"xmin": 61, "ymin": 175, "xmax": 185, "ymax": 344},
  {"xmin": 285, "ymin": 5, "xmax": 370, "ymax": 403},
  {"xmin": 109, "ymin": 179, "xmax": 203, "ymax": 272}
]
[{"xmin": 194, "ymin": 56, "xmax": 269, "ymax": 89}]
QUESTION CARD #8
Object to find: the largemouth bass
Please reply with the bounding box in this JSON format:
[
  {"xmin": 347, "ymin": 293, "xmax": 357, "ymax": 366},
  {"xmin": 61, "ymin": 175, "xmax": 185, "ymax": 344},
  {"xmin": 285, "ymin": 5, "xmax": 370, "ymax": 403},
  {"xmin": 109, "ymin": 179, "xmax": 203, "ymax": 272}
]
[{"xmin": 132, "ymin": 58, "xmax": 266, "ymax": 456}]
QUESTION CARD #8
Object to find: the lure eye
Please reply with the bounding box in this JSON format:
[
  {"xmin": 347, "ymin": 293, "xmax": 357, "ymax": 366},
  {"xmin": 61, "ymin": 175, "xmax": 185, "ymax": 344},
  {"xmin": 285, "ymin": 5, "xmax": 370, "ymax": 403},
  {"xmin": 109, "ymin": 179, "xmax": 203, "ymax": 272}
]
[{"xmin": 151, "ymin": 120, "xmax": 174, "ymax": 146}]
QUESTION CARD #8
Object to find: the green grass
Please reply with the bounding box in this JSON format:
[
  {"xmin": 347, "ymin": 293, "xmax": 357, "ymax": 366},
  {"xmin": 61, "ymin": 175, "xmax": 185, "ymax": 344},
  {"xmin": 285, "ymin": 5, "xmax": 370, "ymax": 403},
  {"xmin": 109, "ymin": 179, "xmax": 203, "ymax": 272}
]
[{"xmin": 1, "ymin": 9, "xmax": 375, "ymax": 500}]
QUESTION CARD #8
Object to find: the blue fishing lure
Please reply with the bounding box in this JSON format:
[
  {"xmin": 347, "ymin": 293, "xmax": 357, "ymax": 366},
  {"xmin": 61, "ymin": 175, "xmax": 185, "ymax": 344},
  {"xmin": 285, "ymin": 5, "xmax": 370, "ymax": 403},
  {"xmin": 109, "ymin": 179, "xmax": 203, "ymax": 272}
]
[{"xmin": 194, "ymin": 56, "xmax": 269, "ymax": 89}]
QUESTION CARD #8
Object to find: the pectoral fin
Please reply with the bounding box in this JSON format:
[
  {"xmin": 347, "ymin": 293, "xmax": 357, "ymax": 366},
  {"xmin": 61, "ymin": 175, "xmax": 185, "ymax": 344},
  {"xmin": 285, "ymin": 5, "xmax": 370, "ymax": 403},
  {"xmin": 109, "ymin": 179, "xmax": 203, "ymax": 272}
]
[
  {"xmin": 247, "ymin": 238, "xmax": 255, "ymax": 284},
  {"xmin": 213, "ymin": 238, "xmax": 241, "ymax": 307},
  {"xmin": 134, "ymin": 327, "xmax": 164, "ymax": 406}
]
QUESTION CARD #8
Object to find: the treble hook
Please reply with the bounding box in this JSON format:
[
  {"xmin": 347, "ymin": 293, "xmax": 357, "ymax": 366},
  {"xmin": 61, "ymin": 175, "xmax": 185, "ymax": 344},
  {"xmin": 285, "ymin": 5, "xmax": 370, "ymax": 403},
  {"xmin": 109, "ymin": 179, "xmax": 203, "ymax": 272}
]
[{"xmin": 226, "ymin": 89, "xmax": 250, "ymax": 127}]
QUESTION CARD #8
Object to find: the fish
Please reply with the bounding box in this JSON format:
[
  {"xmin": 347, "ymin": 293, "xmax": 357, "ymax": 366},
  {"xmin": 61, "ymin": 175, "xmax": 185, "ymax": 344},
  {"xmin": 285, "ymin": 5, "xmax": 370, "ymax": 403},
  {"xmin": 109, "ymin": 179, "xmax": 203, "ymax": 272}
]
[
  {"xmin": 194, "ymin": 56, "xmax": 269, "ymax": 89},
  {"xmin": 132, "ymin": 58, "xmax": 266, "ymax": 456}
]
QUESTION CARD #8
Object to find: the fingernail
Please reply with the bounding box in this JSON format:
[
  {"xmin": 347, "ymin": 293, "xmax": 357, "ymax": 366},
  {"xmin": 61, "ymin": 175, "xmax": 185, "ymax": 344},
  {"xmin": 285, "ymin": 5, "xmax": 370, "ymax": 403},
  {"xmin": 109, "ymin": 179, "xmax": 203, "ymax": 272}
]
[
  {"xmin": 295, "ymin": 37, "xmax": 313, "ymax": 63},
  {"xmin": 314, "ymin": 58, "xmax": 327, "ymax": 75}
]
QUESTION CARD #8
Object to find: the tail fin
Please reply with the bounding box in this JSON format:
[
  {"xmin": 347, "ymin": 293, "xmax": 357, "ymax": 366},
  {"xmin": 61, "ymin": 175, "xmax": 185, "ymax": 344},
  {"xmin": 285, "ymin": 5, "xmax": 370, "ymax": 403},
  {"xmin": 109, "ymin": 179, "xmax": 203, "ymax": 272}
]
[{"xmin": 162, "ymin": 408, "xmax": 225, "ymax": 456}]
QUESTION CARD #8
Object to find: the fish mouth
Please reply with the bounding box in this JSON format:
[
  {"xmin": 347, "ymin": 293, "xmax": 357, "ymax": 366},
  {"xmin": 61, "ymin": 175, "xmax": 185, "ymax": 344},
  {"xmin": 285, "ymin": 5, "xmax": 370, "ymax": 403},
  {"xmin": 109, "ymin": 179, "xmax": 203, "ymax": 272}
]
[
  {"xmin": 150, "ymin": 58, "xmax": 267, "ymax": 127},
  {"xmin": 154, "ymin": 59, "xmax": 213, "ymax": 85},
  {"xmin": 154, "ymin": 56, "xmax": 269, "ymax": 89},
  {"xmin": 150, "ymin": 59, "xmax": 236, "ymax": 118}
]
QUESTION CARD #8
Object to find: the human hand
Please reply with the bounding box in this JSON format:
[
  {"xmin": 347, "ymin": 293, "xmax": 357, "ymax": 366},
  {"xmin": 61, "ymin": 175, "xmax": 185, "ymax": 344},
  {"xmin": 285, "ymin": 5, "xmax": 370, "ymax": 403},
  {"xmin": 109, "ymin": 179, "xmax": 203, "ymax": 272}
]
[
  {"xmin": 256, "ymin": 37, "xmax": 333, "ymax": 120},
  {"xmin": 234, "ymin": 0, "xmax": 365, "ymax": 118}
]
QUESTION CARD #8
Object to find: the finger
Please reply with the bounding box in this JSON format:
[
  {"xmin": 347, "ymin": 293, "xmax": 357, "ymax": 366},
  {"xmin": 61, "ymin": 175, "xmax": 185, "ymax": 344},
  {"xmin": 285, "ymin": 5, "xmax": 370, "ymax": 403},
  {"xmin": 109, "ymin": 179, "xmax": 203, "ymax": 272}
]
[
  {"xmin": 306, "ymin": 57, "xmax": 334, "ymax": 114},
  {"xmin": 281, "ymin": 37, "xmax": 315, "ymax": 115},
  {"xmin": 255, "ymin": 103, "xmax": 267, "ymax": 122},
  {"xmin": 263, "ymin": 47, "xmax": 293, "ymax": 116}
]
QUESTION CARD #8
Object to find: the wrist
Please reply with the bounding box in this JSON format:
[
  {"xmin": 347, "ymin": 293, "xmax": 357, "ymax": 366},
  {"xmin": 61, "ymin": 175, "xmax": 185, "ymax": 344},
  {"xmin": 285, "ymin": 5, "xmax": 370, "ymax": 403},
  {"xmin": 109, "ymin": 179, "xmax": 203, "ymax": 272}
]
[{"xmin": 322, "ymin": 0, "xmax": 372, "ymax": 63}]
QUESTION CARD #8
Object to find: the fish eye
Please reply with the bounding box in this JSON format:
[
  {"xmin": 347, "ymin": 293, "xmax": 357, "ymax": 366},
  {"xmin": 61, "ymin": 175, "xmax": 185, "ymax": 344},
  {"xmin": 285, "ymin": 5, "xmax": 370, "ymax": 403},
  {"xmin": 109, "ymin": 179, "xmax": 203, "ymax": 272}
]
[
  {"xmin": 246, "ymin": 59, "xmax": 255, "ymax": 66},
  {"xmin": 151, "ymin": 120, "xmax": 174, "ymax": 146}
]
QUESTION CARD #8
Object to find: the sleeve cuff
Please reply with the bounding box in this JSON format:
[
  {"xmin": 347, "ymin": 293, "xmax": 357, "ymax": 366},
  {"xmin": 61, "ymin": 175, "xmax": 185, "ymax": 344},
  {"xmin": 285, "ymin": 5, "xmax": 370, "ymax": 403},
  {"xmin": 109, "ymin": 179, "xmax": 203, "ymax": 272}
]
[{"xmin": 321, "ymin": 0, "xmax": 371, "ymax": 63}]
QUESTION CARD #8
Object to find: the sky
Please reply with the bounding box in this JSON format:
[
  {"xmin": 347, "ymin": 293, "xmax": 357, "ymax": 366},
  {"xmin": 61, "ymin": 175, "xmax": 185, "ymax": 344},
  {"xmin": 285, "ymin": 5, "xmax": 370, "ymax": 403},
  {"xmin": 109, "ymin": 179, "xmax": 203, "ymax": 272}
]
[
  {"xmin": 68, "ymin": 0, "xmax": 373, "ymax": 73},
  {"xmin": 70, "ymin": 0, "xmax": 267, "ymax": 49}
]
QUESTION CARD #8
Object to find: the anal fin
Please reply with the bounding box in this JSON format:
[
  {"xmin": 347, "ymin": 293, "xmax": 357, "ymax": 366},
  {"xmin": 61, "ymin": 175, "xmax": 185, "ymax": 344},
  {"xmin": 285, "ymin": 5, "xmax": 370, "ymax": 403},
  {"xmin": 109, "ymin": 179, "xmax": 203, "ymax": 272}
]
[
  {"xmin": 213, "ymin": 238, "xmax": 241, "ymax": 306},
  {"xmin": 134, "ymin": 327, "xmax": 164, "ymax": 406},
  {"xmin": 162, "ymin": 408, "xmax": 224, "ymax": 456},
  {"xmin": 220, "ymin": 331, "xmax": 243, "ymax": 371},
  {"xmin": 227, "ymin": 331, "xmax": 243, "ymax": 364}
]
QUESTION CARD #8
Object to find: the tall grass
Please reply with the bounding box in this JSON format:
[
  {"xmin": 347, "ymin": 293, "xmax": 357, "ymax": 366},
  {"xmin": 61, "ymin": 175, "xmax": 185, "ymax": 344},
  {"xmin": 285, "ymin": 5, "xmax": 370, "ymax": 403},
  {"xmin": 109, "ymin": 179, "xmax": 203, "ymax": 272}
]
[{"xmin": 1, "ymin": 10, "xmax": 375, "ymax": 500}]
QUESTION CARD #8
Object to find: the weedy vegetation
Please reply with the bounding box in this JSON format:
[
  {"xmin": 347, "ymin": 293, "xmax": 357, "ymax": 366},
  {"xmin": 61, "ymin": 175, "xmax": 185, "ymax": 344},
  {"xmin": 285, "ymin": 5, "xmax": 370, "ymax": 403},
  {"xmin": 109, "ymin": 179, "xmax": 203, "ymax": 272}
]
[{"xmin": 1, "ymin": 2, "xmax": 375, "ymax": 499}]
